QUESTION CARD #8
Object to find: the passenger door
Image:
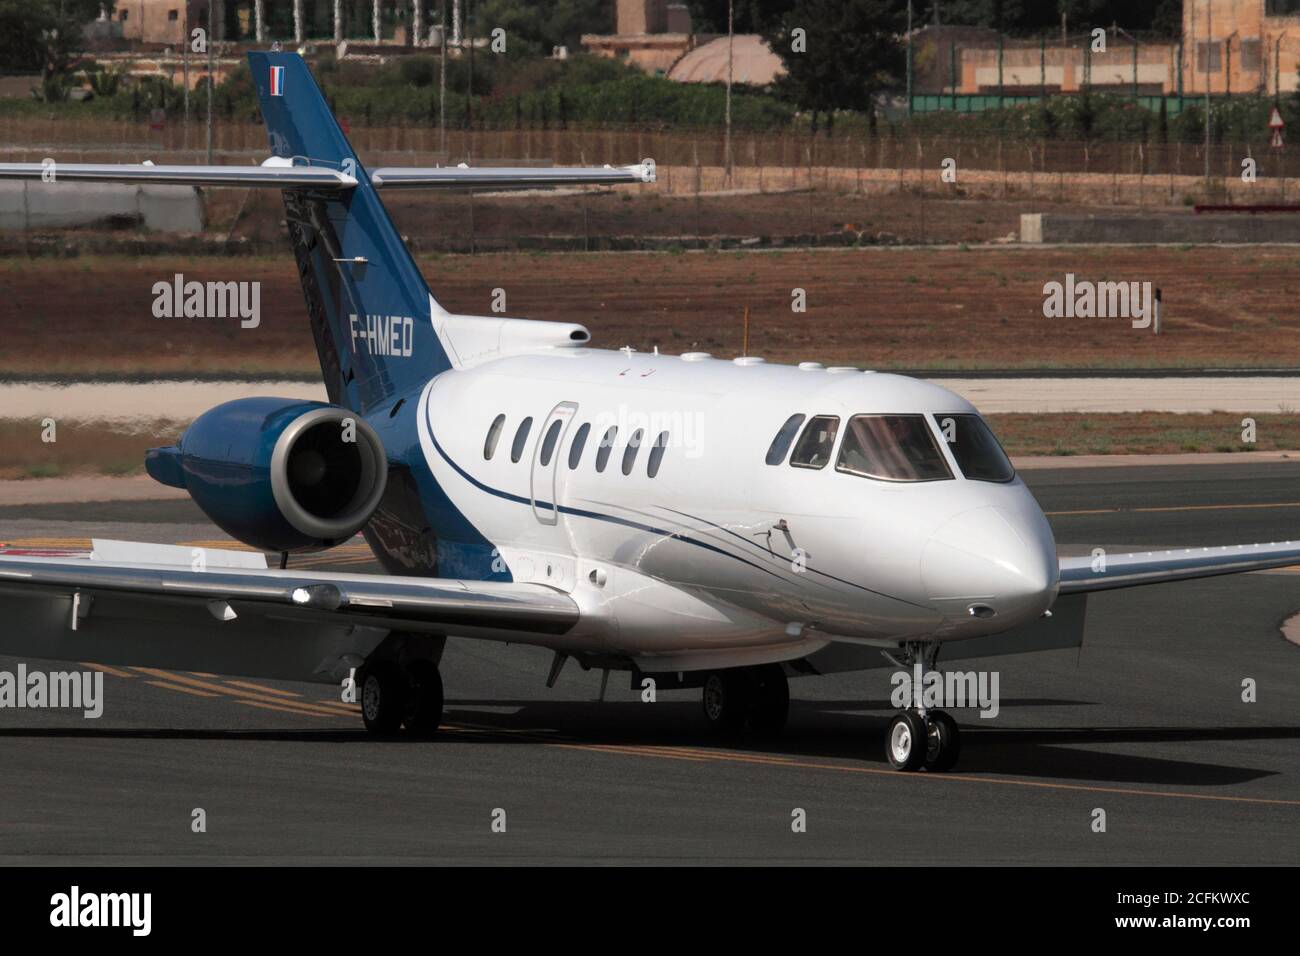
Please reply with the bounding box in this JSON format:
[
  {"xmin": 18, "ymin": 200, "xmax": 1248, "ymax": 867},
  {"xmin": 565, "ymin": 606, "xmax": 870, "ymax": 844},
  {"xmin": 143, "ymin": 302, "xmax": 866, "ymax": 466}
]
[{"xmin": 530, "ymin": 402, "xmax": 577, "ymax": 526}]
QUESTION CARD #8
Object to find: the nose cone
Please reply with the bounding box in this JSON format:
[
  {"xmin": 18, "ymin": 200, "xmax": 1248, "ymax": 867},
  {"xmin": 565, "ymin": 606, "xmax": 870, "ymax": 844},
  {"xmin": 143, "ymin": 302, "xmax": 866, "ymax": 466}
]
[{"xmin": 921, "ymin": 505, "xmax": 1057, "ymax": 629}]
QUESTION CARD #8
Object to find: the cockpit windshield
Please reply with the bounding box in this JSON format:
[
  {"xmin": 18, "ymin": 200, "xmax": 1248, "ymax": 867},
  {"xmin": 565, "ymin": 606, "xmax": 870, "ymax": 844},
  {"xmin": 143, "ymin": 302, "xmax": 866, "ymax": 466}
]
[
  {"xmin": 933, "ymin": 413, "xmax": 1015, "ymax": 482},
  {"xmin": 835, "ymin": 415, "xmax": 952, "ymax": 482}
]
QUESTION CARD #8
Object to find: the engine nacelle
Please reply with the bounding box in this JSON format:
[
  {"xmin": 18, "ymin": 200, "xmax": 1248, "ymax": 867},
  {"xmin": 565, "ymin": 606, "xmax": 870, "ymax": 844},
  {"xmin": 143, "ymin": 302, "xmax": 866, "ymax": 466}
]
[{"xmin": 146, "ymin": 397, "xmax": 388, "ymax": 553}]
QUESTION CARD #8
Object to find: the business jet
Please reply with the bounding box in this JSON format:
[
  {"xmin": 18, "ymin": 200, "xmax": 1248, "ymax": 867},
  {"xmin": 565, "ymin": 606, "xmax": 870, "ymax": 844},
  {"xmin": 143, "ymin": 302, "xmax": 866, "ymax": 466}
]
[{"xmin": 1, "ymin": 52, "xmax": 1296, "ymax": 772}]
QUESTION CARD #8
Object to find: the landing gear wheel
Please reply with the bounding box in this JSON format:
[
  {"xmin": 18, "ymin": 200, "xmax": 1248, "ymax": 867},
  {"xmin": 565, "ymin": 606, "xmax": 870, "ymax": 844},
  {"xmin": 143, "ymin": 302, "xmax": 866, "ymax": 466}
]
[
  {"xmin": 923, "ymin": 710, "xmax": 961, "ymax": 772},
  {"xmin": 747, "ymin": 664, "xmax": 790, "ymax": 738},
  {"xmin": 885, "ymin": 710, "xmax": 928, "ymax": 771},
  {"xmin": 702, "ymin": 670, "xmax": 751, "ymax": 735},
  {"xmin": 361, "ymin": 663, "xmax": 406, "ymax": 735},
  {"xmin": 403, "ymin": 661, "xmax": 444, "ymax": 738}
]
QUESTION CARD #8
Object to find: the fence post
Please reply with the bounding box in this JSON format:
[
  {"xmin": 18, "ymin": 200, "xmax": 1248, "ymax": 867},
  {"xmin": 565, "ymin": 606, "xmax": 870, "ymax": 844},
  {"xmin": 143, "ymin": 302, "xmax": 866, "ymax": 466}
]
[{"xmin": 950, "ymin": 41, "xmax": 958, "ymax": 111}]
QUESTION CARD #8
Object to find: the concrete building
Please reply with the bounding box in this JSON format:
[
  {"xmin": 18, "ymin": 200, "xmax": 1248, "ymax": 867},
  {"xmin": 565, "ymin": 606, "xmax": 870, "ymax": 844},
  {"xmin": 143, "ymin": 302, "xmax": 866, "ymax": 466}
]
[
  {"xmin": 582, "ymin": 0, "xmax": 783, "ymax": 84},
  {"xmin": 107, "ymin": 0, "xmax": 440, "ymax": 47},
  {"xmin": 667, "ymin": 34, "xmax": 784, "ymax": 85},
  {"xmin": 919, "ymin": 0, "xmax": 1300, "ymax": 99},
  {"xmin": 582, "ymin": 0, "xmax": 694, "ymax": 76},
  {"xmin": 1183, "ymin": 0, "xmax": 1300, "ymax": 94},
  {"xmin": 113, "ymin": 0, "xmax": 196, "ymax": 45}
]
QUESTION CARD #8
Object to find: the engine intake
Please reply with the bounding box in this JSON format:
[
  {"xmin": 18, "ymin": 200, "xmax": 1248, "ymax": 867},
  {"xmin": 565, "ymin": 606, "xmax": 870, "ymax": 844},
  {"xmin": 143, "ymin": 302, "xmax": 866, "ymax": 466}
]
[{"xmin": 146, "ymin": 398, "xmax": 388, "ymax": 553}]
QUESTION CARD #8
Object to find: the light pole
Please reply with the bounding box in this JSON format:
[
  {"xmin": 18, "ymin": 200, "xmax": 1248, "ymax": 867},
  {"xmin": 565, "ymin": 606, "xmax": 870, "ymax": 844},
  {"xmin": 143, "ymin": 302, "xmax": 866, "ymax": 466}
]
[
  {"xmin": 1204, "ymin": 0, "xmax": 1211, "ymax": 188},
  {"xmin": 724, "ymin": 0, "xmax": 733, "ymax": 184},
  {"xmin": 183, "ymin": 1, "xmax": 190, "ymax": 150},
  {"xmin": 906, "ymin": 0, "xmax": 913, "ymax": 117},
  {"xmin": 439, "ymin": 0, "xmax": 447, "ymax": 155},
  {"xmin": 206, "ymin": 0, "xmax": 213, "ymax": 165}
]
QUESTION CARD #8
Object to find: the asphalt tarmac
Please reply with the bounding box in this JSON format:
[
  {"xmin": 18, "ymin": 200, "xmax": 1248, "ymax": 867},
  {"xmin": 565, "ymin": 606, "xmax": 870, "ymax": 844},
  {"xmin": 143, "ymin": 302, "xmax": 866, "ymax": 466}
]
[{"xmin": 0, "ymin": 459, "xmax": 1297, "ymax": 864}]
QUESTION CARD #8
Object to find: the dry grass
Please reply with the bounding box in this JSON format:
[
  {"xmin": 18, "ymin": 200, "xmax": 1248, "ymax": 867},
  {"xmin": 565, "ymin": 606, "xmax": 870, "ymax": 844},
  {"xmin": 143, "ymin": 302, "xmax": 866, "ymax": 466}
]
[
  {"xmin": 0, "ymin": 419, "xmax": 181, "ymax": 481},
  {"xmin": 1, "ymin": 246, "xmax": 1298, "ymax": 376},
  {"xmin": 986, "ymin": 412, "xmax": 1300, "ymax": 457}
]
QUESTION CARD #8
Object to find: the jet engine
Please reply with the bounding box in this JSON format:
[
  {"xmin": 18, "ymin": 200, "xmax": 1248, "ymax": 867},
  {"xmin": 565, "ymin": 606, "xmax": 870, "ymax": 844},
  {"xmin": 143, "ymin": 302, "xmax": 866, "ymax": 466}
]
[{"xmin": 146, "ymin": 397, "xmax": 388, "ymax": 553}]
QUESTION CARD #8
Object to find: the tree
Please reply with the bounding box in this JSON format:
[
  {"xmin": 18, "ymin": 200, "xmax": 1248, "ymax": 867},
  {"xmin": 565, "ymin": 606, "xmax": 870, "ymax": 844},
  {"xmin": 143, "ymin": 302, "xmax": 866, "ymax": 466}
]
[
  {"xmin": 0, "ymin": 0, "xmax": 107, "ymax": 99},
  {"xmin": 472, "ymin": 0, "xmax": 609, "ymax": 56},
  {"xmin": 686, "ymin": 0, "xmax": 799, "ymax": 34},
  {"xmin": 764, "ymin": 0, "xmax": 905, "ymax": 131}
]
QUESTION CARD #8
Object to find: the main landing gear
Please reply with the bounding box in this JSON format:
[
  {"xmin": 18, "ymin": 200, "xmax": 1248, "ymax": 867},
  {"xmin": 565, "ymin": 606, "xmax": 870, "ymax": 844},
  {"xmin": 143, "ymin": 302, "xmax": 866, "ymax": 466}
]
[
  {"xmin": 360, "ymin": 660, "xmax": 444, "ymax": 737},
  {"xmin": 701, "ymin": 663, "xmax": 789, "ymax": 738},
  {"xmin": 883, "ymin": 641, "xmax": 961, "ymax": 772}
]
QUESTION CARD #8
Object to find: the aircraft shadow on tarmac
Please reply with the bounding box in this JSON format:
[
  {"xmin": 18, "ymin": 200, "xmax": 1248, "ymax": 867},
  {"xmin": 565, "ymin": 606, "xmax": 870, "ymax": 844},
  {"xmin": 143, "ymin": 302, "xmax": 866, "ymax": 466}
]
[{"xmin": 0, "ymin": 698, "xmax": 1291, "ymax": 789}]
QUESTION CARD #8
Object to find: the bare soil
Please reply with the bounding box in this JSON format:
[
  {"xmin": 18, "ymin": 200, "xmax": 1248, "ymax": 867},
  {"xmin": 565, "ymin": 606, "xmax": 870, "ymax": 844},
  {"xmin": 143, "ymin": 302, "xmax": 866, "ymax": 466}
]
[
  {"xmin": 207, "ymin": 186, "xmax": 1049, "ymax": 248},
  {"xmin": 0, "ymin": 245, "xmax": 1296, "ymax": 376}
]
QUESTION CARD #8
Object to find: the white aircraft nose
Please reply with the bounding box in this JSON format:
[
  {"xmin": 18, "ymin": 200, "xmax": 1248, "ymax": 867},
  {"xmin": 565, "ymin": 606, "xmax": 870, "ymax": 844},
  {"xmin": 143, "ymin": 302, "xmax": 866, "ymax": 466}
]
[{"xmin": 921, "ymin": 505, "xmax": 1057, "ymax": 626}]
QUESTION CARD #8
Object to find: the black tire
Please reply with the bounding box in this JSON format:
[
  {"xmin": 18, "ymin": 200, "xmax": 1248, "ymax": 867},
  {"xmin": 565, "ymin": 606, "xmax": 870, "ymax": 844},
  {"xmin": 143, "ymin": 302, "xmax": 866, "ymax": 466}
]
[
  {"xmin": 885, "ymin": 710, "xmax": 928, "ymax": 771},
  {"xmin": 924, "ymin": 710, "xmax": 961, "ymax": 772},
  {"xmin": 404, "ymin": 660, "xmax": 444, "ymax": 737},
  {"xmin": 747, "ymin": 664, "xmax": 790, "ymax": 738},
  {"xmin": 361, "ymin": 663, "xmax": 406, "ymax": 735},
  {"xmin": 701, "ymin": 670, "xmax": 751, "ymax": 735}
]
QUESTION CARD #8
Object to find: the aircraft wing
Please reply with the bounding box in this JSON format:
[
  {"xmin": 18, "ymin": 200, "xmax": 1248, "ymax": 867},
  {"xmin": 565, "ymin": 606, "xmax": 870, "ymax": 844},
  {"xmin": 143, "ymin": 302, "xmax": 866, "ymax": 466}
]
[
  {"xmin": 0, "ymin": 161, "xmax": 358, "ymax": 189},
  {"xmin": 0, "ymin": 548, "xmax": 578, "ymax": 685},
  {"xmin": 0, "ymin": 161, "xmax": 655, "ymax": 191},
  {"xmin": 369, "ymin": 162, "xmax": 656, "ymax": 189},
  {"xmin": 1058, "ymin": 540, "xmax": 1300, "ymax": 594}
]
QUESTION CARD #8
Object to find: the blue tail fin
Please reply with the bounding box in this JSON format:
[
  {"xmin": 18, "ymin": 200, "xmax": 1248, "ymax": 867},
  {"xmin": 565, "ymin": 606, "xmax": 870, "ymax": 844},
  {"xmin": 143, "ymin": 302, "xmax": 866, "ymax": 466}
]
[{"xmin": 249, "ymin": 51, "xmax": 450, "ymax": 412}]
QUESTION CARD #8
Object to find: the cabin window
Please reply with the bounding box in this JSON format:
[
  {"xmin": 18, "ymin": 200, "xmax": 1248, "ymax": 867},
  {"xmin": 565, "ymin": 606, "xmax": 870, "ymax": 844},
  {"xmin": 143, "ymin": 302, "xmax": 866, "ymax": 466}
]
[
  {"xmin": 837, "ymin": 415, "xmax": 952, "ymax": 482},
  {"xmin": 765, "ymin": 413, "xmax": 806, "ymax": 466},
  {"xmin": 647, "ymin": 431, "xmax": 669, "ymax": 477},
  {"xmin": 539, "ymin": 419, "xmax": 563, "ymax": 467},
  {"xmin": 568, "ymin": 422, "xmax": 591, "ymax": 469},
  {"xmin": 510, "ymin": 417, "xmax": 533, "ymax": 463},
  {"xmin": 622, "ymin": 429, "xmax": 644, "ymax": 475},
  {"xmin": 483, "ymin": 414, "xmax": 506, "ymax": 460},
  {"xmin": 789, "ymin": 415, "xmax": 840, "ymax": 470},
  {"xmin": 933, "ymin": 414, "xmax": 1015, "ymax": 482},
  {"xmin": 595, "ymin": 426, "xmax": 618, "ymax": 472}
]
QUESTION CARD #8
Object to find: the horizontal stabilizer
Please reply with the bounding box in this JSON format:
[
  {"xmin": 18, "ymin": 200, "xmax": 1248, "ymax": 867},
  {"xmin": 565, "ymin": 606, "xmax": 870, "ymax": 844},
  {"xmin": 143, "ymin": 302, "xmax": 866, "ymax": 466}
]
[
  {"xmin": 0, "ymin": 160, "xmax": 357, "ymax": 189},
  {"xmin": 369, "ymin": 161, "xmax": 656, "ymax": 190}
]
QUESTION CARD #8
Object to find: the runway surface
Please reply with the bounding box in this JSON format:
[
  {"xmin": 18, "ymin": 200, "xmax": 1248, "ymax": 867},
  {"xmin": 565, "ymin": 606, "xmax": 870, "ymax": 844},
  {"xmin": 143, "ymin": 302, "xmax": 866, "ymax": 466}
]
[{"xmin": 0, "ymin": 459, "xmax": 1297, "ymax": 864}]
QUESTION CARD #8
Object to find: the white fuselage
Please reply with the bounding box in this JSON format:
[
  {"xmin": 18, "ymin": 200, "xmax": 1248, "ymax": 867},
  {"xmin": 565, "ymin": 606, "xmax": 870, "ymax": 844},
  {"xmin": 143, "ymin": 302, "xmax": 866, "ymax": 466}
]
[{"xmin": 416, "ymin": 346, "xmax": 1059, "ymax": 672}]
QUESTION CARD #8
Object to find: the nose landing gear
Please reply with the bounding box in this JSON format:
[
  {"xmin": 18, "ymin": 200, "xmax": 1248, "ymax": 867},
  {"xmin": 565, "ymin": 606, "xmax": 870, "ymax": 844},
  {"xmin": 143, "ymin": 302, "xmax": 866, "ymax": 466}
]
[
  {"xmin": 883, "ymin": 641, "xmax": 962, "ymax": 772},
  {"xmin": 886, "ymin": 708, "xmax": 961, "ymax": 771}
]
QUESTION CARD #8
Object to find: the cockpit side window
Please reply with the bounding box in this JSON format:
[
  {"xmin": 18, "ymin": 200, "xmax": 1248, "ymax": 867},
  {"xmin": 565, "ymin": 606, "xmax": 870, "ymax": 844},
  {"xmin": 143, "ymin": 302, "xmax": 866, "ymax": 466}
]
[
  {"xmin": 789, "ymin": 415, "xmax": 840, "ymax": 470},
  {"xmin": 836, "ymin": 415, "xmax": 952, "ymax": 482},
  {"xmin": 934, "ymin": 413, "xmax": 1015, "ymax": 482},
  {"xmin": 765, "ymin": 413, "xmax": 806, "ymax": 466}
]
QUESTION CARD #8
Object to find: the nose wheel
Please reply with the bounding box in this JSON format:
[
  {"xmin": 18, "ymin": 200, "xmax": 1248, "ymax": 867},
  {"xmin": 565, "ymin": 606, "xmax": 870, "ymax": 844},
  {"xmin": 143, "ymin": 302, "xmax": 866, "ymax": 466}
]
[{"xmin": 886, "ymin": 709, "xmax": 960, "ymax": 772}]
